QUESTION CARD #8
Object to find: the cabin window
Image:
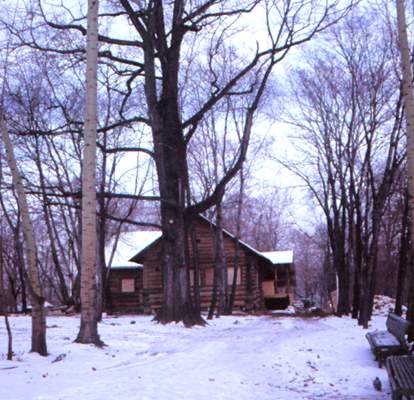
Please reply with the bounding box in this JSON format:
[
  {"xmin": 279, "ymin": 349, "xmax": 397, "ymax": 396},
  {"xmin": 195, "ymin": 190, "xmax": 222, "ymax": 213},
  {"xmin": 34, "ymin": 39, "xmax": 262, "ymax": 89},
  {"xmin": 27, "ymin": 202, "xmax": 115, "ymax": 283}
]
[
  {"xmin": 204, "ymin": 268, "xmax": 241, "ymax": 286},
  {"xmin": 227, "ymin": 267, "xmax": 241, "ymax": 286},
  {"xmin": 205, "ymin": 268, "xmax": 214, "ymax": 286},
  {"xmin": 121, "ymin": 278, "xmax": 135, "ymax": 293},
  {"xmin": 189, "ymin": 270, "xmax": 200, "ymax": 286}
]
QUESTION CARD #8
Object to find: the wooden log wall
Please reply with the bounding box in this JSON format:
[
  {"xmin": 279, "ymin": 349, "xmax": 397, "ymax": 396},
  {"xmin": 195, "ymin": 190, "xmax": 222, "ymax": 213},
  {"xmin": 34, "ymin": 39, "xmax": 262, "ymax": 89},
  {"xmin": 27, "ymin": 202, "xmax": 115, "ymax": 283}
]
[
  {"xmin": 142, "ymin": 218, "xmax": 264, "ymax": 313},
  {"xmin": 106, "ymin": 268, "xmax": 143, "ymax": 313}
]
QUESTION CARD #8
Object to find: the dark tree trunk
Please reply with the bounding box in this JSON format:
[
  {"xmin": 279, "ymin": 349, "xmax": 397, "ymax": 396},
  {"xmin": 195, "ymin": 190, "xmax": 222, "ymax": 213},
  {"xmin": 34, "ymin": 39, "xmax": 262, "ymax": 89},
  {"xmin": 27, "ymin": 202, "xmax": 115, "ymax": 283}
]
[
  {"xmin": 358, "ymin": 244, "xmax": 376, "ymax": 328},
  {"xmin": 395, "ymin": 192, "xmax": 409, "ymax": 316},
  {"xmin": 334, "ymin": 232, "xmax": 349, "ymax": 315},
  {"xmin": 407, "ymin": 241, "xmax": 414, "ymax": 326},
  {"xmin": 348, "ymin": 208, "xmax": 357, "ymax": 319},
  {"xmin": 358, "ymin": 208, "xmax": 382, "ymax": 328},
  {"xmin": 30, "ymin": 298, "xmax": 47, "ymax": 355},
  {"xmin": 9, "ymin": 216, "xmax": 28, "ymax": 313},
  {"xmin": 96, "ymin": 126, "xmax": 109, "ymax": 321},
  {"xmin": 156, "ymin": 210, "xmax": 203, "ymax": 326},
  {"xmin": 208, "ymin": 273, "xmax": 218, "ymax": 320},
  {"xmin": 226, "ymin": 169, "xmax": 244, "ymax": 315},
  {"xmin": 226, "ymin": 240, "xmax": 240, "ymax": 315},
  {"xmin": 150, "ymin": 39, "xmax": 204, "ymax": 325},
  {"xmin": 190, "ymin": 225, "xmax": 201, "ymax": 313},
  {"xmin": 358, "ymin": 238, "xmax": 375, "ymax": 329},
  {"xmin": 208, "ymin": 205, "xmax": 226, "ymax": 319},
  {"xmin": 245, "ymin": 260, "xmax": 254, "ymax": 311},
  {"xmin": 7, "ymin": 273, "xmax": 18, "ymax": 313},
  {"xmin": 4, "ymin": 312, "xmax": 12, "ymax": 360},
  {"xmin": 367, "ymin": 249, "xmax": 379, "ymax": 321},
  {"xmin": 351, "ymin": 206, "xmax": 363, "ymax": 319},
  {"xmin": 407, "ymin": 251, "xmax": 414, "ymax": 341},
  {"xmin": 326, "ymin": 213, "xmax": 349, "ymax": 315},
  {"xmin": 72, "ymin": 273, "xmax": 81, "ymax": 312},
  {"xmin": 155, "ymin": 153, "xmax": 204, "ymax": 325},
  {"xmin": 0, "ymin": 228, "xmax": 13, "ymax": 360},
  {"xmin": 351, "ymin": 269, "xmax": 360, "ymax": 319},
  {"xmin": 337, "ymin": 265, "xmax": 350, "ymax": 315},
  {"xmin": 321, "ymin": 244, "xmax": 332, "ymax": 312},
  {"xmin": 0, "ymin": 171, "xmax": 27, "ymax": 314}
]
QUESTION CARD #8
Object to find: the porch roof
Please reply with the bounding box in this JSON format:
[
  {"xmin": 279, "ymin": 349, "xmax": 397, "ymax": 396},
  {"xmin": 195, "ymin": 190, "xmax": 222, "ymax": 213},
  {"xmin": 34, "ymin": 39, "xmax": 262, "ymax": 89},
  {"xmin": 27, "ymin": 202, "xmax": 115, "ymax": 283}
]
[{"xmin": 261, "ymin": 250, "xmax": 293, "ymax": 265}]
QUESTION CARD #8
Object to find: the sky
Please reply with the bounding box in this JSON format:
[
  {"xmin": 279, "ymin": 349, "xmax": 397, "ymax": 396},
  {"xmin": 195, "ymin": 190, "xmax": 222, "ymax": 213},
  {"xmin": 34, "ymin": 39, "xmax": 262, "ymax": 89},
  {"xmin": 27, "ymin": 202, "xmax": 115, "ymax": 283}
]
[{"xmin": 0, "ymin": 0, "xmax": 345, "ymax": 233}]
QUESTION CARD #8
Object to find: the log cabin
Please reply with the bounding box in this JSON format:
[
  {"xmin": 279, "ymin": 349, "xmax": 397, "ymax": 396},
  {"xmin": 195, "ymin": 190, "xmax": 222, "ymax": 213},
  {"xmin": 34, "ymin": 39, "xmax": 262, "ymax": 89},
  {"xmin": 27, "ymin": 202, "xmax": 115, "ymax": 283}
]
[
  {"xmin": 105, "ymin": 231, "xmax": 161, "ymax": 313},
  {"xmin": 105, "ymin": 215, "xmax": 295, "ymax": 314}
]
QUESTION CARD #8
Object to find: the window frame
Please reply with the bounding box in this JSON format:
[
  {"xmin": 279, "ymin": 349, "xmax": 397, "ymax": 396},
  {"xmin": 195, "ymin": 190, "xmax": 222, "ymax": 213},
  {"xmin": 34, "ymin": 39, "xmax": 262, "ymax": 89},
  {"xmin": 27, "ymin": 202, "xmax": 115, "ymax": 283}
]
[{"xmin": 120, "ymin": 277, "xmax": 136, "ymax": 293}]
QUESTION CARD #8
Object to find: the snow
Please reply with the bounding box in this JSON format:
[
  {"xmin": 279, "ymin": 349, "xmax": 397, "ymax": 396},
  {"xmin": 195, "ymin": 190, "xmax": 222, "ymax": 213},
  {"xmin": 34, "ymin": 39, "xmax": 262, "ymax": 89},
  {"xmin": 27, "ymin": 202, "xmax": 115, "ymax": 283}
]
[
  {"xmin": 261, "ymin": 250, "xmax": 293, "ymax": 265},
  {"xmin": 372, "ymin": 295, "xmax": 407, "ymax": 317},
  {"xmin": 0, "ymin": 314, "xmax": 391, "ymax": 399},
  {"xmin": 119, "ymin": 217, "xmax": 277, "ymax": 268},
  {"xmin": 106, "ymin": 231, "xmax": 162, "ymax": 269}
]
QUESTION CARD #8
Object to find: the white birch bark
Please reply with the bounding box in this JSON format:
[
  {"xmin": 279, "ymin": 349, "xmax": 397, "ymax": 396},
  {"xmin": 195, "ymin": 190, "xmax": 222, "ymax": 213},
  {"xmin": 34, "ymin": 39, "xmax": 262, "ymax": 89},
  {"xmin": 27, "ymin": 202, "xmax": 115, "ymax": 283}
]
[
  {"xmin": 75, "ymin": 0, "xmax": 102, "ymax": 345},
  {"xmin": 0, "ymin": 117, "xmax": 47, "ymax": 355},
  {"xmin": 396, "ymin": 0, "xmax": 414, "ymax": 333}
]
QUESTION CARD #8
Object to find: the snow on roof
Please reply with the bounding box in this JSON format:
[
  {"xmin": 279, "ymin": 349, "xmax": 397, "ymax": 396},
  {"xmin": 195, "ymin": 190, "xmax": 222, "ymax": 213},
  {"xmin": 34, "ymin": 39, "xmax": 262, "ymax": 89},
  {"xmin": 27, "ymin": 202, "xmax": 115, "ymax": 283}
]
[
  {"xmin": 129, "ymin": 215, "xmax": 281, "ymax": 265},
  {"xmin": 106, "ymin": 231, "xmax": 162, "ymax": 269},
  {"xmin": 261, "ymin": 250, "xmax": 293, "ymax": 265}
]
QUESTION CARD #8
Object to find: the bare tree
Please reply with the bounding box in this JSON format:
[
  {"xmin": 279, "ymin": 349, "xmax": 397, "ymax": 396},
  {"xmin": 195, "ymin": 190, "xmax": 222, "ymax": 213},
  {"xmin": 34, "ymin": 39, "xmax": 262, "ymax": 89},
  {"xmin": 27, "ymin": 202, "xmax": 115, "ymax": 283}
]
[
  {"xmin": 75, "ymin": 0, "xmax": 102, "ymax": 346},
  {"xmin": 396, "ymin": 0, "xmax": 414, "ymax": 340},
  {"xmin": 281, "ymin": 11, "xmax": 404, "ymax": 323},
  {"xmin": 1, "ymin": 113, "xmax": 47, "ymax": 355},
  {"xmin": 4, "ymin": 0, "xmax": 355, "ymax": 326},
  {"xmin": 0, "ymin": 156, "xmax": 13, "ymax": 360},
  {"xmin": 0, "ymin": 15, "xmax": 47, "ymax": 353}
]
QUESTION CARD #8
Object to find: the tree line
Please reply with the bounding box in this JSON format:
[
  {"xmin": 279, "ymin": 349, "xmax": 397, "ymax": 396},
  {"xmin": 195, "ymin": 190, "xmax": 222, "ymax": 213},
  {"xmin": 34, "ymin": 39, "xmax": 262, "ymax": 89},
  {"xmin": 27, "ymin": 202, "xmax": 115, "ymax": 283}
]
[
  {"xmin": 279, "ymin": 2, "xmax": 414, "ymax": 334},
  {"xmin": 5, "ymin": 0, "xmax": 414, "ymax": 357}
]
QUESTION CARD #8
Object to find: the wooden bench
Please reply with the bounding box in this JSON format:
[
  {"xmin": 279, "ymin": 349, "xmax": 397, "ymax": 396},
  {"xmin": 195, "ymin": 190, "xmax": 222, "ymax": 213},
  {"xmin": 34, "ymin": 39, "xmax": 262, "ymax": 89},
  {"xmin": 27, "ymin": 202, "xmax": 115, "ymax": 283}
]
[
  {"xmin": 366, "ymin": 313, "xmax": 411, "ymax": 367},
  {"xmin": 386, "ymin": 355, "xmax": 414, "ymax": 400}
]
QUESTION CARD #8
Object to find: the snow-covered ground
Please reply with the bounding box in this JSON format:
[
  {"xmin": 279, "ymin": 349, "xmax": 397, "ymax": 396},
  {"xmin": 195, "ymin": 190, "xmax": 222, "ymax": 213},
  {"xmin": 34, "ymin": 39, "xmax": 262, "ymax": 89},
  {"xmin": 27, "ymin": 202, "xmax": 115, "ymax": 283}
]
[{"xmin": 0, "ymin": 314, "xmax": 390, "ymax": 400}]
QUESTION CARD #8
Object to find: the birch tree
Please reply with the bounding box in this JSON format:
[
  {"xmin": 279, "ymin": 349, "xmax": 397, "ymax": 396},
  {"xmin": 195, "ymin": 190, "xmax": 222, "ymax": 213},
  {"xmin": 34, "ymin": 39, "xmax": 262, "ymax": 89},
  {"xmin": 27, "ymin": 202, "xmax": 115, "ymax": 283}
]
[
  {"xmin": 0, "ymin": 115, "xmax": 47, "ymax": 355},
  {"xmin": 0, "ymin": 12, "xmax": 48, "ymax": 352},
  {"xmin": 75, "ymin": 0, "xmax": 102, "ymax": 345},
  {"xmin": 396, "ymin": 0, "xmax": 414, "ymax": 339}
]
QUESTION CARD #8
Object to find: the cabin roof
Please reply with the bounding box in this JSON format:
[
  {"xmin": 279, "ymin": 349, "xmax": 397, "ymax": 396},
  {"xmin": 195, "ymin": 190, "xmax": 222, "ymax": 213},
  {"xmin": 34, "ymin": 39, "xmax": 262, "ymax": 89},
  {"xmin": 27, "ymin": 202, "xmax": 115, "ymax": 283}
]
[
  {"xmin": 106, "ymin": 231, "xmax": 162, "ymax": 269},
  {"xmin": 261, "ymin": 250, "xmax": 293, "ymax": 265},
  {"xmin": 130, "ymin": 215, "xmax": 273, "ymax": 265},
  {"xmin": 197, "ymin": 215, "xmax": 271, "ymax": 263}
]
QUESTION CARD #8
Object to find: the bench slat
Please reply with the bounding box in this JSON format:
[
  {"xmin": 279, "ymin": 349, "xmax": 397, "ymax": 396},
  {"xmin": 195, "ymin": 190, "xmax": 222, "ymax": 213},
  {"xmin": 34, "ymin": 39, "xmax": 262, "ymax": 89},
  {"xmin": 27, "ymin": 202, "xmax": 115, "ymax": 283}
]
[
  {"xmin": 369, "ymin": 331, "xmax": 400, "ymax": 347},
  {"xmin": 386, "ymin": 356, "xmax": 414, "ymax": 399},
  {"xmin": 398, "ymin": 358, "xmax": 414, "ymax": 386},
  {"xmin": 387, "ymin": 358, "xmax": 398, "ymax": 390}
]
